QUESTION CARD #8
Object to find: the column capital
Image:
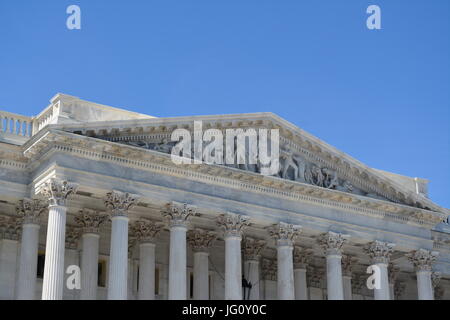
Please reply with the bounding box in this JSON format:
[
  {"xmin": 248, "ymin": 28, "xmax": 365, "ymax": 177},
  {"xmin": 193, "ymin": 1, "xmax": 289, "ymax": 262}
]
[
  {"xmin": 293, "ymin": 246, "xmax": 313, "ymax": 269},
  {"xmin": 75, "ymin": 209, "xmax": 108, "ymax": 234},
  {"xmin": 318, "ymin": 231, "xmax": 349, "ymax": 256},
  {"xmin": 16, "ymin": 198, "xmax": 46, "ymax": 225},
  {"xmin": 131, "ymin": 219, "xmax": 164, "ymax": 244},
  {"xmin": 105, "ymin": 190, "xmax": 140, "ymax": 218},
  {"xmin": 162, "ymin": 201, "xmax": 196, "ymax": 228},
  {"xmin": 388, "ymin": 263, "xmax": 400, "ymax": 283},
  {"xmin": 268, "ymin": 222, "xmax": 301, "ymax": 247},
  {"xmin": 406, "ymin": 249, "xmax": 439, "ymax": 272},
  {"xmin": 0, "ymin": 215, "xmax": 21, "ymax": 241},
  {"xmin": 65, "ymin": 226, "xmax": 81, "ymax": 250},
  {"xmin": 242, "ymin": 237, "xmax": 266, "ymax": 261},
  {"xmin": 217, "ymin": 212, "xmax": 249, "ymax": 238},
  {"xmin": 261, "ymin": 258, "xmax": 277, "ymax": 281},
  {"xmin": 41, "ymin": 178, "xmax": 78, "ymax": 206},
  {"xmin": 187, "ymin": 228, "xmax": 217, "ymax": 252},
  {"xmin": 341, "ymin": 254, "xmax": 358, "ymax": 277},
  {"xmin": 364, "ymin": 240, "xmax": 395, "ymax": 264}
]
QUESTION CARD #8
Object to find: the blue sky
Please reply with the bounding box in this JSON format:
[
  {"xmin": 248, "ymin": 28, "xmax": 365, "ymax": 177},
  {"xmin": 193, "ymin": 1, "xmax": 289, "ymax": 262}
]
[{"xmin": 0, "ymin": 0, "xmax": 449, "ymax": 209}]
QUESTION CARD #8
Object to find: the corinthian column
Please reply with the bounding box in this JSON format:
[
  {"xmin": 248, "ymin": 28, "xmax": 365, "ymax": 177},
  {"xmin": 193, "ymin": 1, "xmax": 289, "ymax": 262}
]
[
  {"xmin": 269, "ymin": 222, "xmax": 301, "ymax": 300},
  {"xmin": 131, "ymin": 219, "xmax": 163, "ymax": 300},
  {"xmin": 163, "ymin": 202, "xmax": 196, "ymax": 300},
  {"xmin": 318, "ymin": 231, "xmax": 349, "ymax": 300},
  {"xmin": 105, "ymin": 190, "xmax": 139, "ymax": 300},
  {"xmin": 341, "ymin": 255, "xmax": 357, "ymax": 300},
  {"xmin": 75, "ymin": 209, "xmax": 107, "ymax": 300},
  {"xmin": 217, "ymin": 212, "xmax": 249, "ymax": 300},
  {"xmin": 40, "ymin": 178, "xmax": 78, "ymax": 300},
  {"xmin": 406, "ymin": 249, "xmax": 439, "ymax": 300},
  {"xmin": 187, "ymin": 229, "xmax": 217, "ymax": 300},
  {"xmin": 15, "ymin": 199, "xmax": 45, "ymax": 300},
  {"xmin": 364, "ymin": 240, "xmax": 395, "ymax": 300},
  {"xmin": 242, "ymin": 237, "xmax": 266, "ymax": 300},
  {"xmin": 293, "ymin": 247, "xmax": 312, "ymax": 300}
]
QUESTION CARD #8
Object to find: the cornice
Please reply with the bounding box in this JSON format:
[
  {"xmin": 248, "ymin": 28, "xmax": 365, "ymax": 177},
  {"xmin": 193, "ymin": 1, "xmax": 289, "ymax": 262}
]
[{"xmin": 20, "ymin": 129, "xmax": 446, "ymax": 228}]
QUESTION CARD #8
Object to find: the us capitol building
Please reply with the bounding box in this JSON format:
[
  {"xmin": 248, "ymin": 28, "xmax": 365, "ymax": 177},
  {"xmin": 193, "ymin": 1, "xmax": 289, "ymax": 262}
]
[{"xmin": 0, "ymin": 93, "xmax": 449, "ymax": 300}]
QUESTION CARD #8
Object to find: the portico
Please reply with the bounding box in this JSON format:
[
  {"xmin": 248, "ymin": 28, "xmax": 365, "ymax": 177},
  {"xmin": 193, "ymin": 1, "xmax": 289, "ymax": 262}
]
[{"xmin": 0, "ymin": 93, "xmax": 449, "ymax": 300}]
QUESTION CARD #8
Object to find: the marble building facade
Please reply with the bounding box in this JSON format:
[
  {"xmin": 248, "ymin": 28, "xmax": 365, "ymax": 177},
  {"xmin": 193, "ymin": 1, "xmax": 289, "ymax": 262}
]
[{"xmin": 0, "ymin": 93, "xmax": 449, "ymax": 300}]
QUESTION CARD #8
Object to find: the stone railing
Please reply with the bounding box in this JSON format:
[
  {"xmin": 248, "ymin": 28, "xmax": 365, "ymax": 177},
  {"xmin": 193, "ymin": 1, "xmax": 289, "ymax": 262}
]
[
  {"xmin": 0, "ymin": 111, "xmax": 34, "ymax": 144},
  {"xmin": 33, "ymin": 100, "xmax": 60, "ymax": 134},
  {"xmin": 0, "ymin": 111, "xmax": 33, "ymax": 137}
]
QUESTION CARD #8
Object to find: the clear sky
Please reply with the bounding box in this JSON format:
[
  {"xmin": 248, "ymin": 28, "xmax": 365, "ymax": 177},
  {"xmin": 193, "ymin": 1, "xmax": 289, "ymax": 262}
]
[{"xmin": 0, "ymin": 0, "xmax": 449, "ymax": 209}]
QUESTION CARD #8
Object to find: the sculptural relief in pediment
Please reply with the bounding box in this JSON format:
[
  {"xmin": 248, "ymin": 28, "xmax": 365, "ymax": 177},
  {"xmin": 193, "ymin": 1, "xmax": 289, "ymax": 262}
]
[{"xmin": 115, "ymin": 134, "xmax": 387, "ymax": 202}]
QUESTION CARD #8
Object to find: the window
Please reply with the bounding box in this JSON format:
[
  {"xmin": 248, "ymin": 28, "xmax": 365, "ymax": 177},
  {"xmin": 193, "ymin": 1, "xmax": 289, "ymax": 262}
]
[
  {"xmin": 37, "ymin": 251, "xmax": 45, "ymax": 279},
  {"xmin": 98, "ymin": 260, "xmax": 106, "ymax": 287}
]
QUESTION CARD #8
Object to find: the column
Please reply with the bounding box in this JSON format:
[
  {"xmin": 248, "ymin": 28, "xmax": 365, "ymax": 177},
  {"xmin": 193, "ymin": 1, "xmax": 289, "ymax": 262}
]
[
  {"xmin": 40, "ymin": 178, "xmax": 78, "ymax": 300},
  {"xmin": 388, "ymin": 263, "xmax": 399, "ymax": 300},
  {"xmin": 364, "ymin": 241, "xmax": 394, "ymax": 300},
  {"xmin": 131, "ymin": 219, "xmax": 163, "ymax": 300},
  {"xmin": 15, "ymin": 199, "xmax": 45, "ymax": 300},
  {"xmin": 217, "ymin": 212, "xmax": 249, "ymax": 300},
  {"xmin": 341, "ymin": 255, "xmax": 357, "ymax": 300},
  {"xmin": 242, "ymin": 237, "xmax": 266, "ymax": 300},
  {"xmin": 75, "ymin": 209, "xmax": 107, "ymax": 300},
  {"xmin": 269, "ymin": 222, "xmax": 301, "ymax": 300},
  {"xmin": 0, "ymin": 216, "xmax": 20, "ymax": 300},
  {"xmin": 261, "ymin": 258, "xmax": 277, "ymax": 300},
  {"xmin": 163, "ymin": 202, "xmax": 196, "ymax": 300},
  {"xmin": 318, "ymin": 231, "xmax": 349, "ymax": 300},
  {"xmin": 187, "ymin": 229, "xmax": 217, "ymax": 300},
  {"xmin": 64, "ymin": 227, "xmax": 80, "ymax": 300},
  {"xmin": 293, "ymin": 247, "xmax": 312, "ymax": 300},
  {"xmin": 406, "ymin": 249, "xmax": 439, "ymax": 300},
  {"xmin": 105, "ymin": 190, "xmax": 139, "ymax": 300}
]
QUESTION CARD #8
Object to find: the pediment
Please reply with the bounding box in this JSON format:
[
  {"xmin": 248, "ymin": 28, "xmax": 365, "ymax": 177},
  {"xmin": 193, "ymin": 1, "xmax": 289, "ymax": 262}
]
[{"xmin": 26, "ymin": 113, "xmax": 447, "ymax": 214}]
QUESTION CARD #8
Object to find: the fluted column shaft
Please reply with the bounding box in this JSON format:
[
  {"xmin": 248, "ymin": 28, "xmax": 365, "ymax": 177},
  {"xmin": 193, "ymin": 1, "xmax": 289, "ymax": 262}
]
[
  {"xmin": 80, "ymin": 233, "xmax": 100, "ymax": 300},
  {"xmin": 16, "ymin": 223, "xmax": 40, "ymax": 300},
  {"xmin": 374, "ymin": 263, "xmax": 390, "ymax": 300},
  {"xmin": 107, "ymin": 216, "xmax": 129, "ymax": 299},
  {"xmin": 225, "ymin": 234, "xmax": 242, "ymax": 300},
  {"xmin": 326, "ymin": 252, "xmax": 344, "ymax": 300},
  {"xmin": 277, "ymin": 243, "xmax": 295, "ymax": 300},
  {"xmin": 138, "ymin": 242, "xmax": 156, "ymax": 300},
  {"xmin": 42, "ymin": 205, "xmax": 67, "ymax": 300},
  {"xmin": 169, "ymin": 225, "xmax": 187, "ymax": 299},
  {"xmin": 193, "ymin": 251, "xmax": 209, "ymax": 300},
  {"xmin": 417, "ymin": 270, "xmax": 433, "ymax": 300},
  {"xmin": 294, "ymin": 268, "xmax": 308, "ymax": 300},
  {"xmin": 342, "ymin": 275, "xmax": 352, "ymax": 300}
]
